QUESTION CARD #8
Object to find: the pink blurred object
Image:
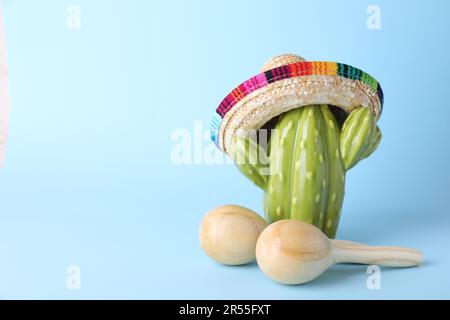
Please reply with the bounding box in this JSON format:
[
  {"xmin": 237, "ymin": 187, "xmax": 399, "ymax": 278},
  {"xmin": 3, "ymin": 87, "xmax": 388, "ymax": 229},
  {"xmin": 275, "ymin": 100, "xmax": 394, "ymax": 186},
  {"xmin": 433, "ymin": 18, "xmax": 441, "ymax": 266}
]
[{"xmin": 0, "ymin": 4, "xmax": 8, "ymax": 168}]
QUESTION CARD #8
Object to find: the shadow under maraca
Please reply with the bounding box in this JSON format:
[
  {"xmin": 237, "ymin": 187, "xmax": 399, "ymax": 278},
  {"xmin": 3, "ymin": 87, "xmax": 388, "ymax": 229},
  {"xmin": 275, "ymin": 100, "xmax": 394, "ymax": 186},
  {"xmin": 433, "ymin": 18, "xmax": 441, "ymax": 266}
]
[
  {"xmin": 281, "ymin": 262, "xmax": 430, "ymax": 288},
  {"xmin": 214, "ymin": 260, "xmax": 260, "ymax": 270},
  {"xmin": 237, "ymin": 261, "xmax": 259, "ymax": 269},
  {"xmin": 296, "ymin": 265, "xmax": 367, "ymax": 287}
]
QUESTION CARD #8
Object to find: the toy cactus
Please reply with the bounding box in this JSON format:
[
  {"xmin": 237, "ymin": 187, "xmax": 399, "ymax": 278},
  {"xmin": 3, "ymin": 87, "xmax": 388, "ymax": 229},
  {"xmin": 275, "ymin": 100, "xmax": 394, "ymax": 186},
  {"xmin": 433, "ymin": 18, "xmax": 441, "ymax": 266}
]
[
  {"xmin": 211, "ymin": 54, "xmax": 384, "ymax": 238},
  {"xmin": 230, "ymin": 105, "xmax": 381, "ymax": 238}
]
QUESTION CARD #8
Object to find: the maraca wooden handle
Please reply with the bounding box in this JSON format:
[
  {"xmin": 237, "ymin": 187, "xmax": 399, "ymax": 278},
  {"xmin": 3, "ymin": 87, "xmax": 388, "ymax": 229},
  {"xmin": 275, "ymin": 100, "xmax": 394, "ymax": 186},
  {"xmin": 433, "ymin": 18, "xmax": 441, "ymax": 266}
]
[
  {"xmin": 333, "ymin": 239, "xmax": 368, "ymax": 247},
  {"xmin": 331, "ymin": 240, "xmax": 422, "ymax": 267}
]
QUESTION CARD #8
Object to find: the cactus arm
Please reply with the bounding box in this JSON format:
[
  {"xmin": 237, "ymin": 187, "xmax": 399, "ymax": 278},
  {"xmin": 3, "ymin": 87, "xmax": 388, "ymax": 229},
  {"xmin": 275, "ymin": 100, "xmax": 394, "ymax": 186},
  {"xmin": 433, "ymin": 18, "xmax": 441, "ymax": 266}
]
[
  {"xmin": 340, "ymin": 107, "xmax": 377, "ymax": 171},
  {"xmin": 230, "ymin": 135, "xmax": 269, "ymax": 190},
  {"xmin": 319, "ymin": 105, "xmax": 345, "ymax": 238},
  {"xmin": 361, "ymin": 125, "xmax": 381, "ymax": 160}
]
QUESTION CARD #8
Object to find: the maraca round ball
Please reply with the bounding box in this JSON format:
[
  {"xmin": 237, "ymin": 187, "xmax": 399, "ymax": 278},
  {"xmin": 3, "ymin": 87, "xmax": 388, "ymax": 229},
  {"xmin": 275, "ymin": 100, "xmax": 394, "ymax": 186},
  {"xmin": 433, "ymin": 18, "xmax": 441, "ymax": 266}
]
[
  {"xmin": 256, "ymin": 219, "xmax": 333, "ymax": 284},
  {"xmin": 199, "ymin": 205, "xmax": 267, "ymax": 265}
]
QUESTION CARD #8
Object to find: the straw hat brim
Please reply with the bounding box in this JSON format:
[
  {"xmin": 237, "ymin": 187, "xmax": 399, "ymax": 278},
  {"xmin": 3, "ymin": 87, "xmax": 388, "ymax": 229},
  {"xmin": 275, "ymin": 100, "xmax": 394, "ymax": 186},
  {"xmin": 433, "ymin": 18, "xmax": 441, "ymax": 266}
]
[{"xmin": 211, "ymin": 61, "xmax": 383, "ymax": 155}]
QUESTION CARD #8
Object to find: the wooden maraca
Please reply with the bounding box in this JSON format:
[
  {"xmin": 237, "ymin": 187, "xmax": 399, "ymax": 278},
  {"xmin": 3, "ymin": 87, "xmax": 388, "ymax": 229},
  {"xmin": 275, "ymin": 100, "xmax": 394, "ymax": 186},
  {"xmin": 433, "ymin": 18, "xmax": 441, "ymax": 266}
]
[
  {"xmin": 256, "ymin": 219, "xmax": 422, "ymax": 285},
  {"xmin": 200, "ymin": 205, "xmax": 267, "ymax": 265}
]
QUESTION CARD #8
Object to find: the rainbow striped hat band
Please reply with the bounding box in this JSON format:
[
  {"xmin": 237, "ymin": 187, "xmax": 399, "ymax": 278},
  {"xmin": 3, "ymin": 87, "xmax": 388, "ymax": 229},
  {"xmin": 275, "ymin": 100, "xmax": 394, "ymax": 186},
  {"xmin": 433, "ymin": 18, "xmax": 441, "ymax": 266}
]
[{"xmin": 211, "ymin": 54, "xmax": 383, "ymax": 155}]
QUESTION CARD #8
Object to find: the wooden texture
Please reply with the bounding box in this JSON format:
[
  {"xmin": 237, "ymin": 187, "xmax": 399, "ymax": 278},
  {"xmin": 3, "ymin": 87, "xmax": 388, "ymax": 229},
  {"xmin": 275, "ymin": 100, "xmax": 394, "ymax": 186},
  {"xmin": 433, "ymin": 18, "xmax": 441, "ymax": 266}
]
[
  {"xmin": 256, "ymin": 219, "xmax": 422, "ymax": 284},
  {"xmin": 199, "ymin": 205, "xmax": 267, "ymax": 265}
]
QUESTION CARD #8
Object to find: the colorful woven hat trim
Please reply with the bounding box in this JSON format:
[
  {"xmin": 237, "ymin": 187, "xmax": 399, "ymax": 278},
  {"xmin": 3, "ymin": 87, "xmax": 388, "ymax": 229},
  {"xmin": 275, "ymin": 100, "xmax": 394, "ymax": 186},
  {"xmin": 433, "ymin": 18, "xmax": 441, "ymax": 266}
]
[{"xmin": 211, "ymin": 61, "xmax": 383, "ymax": 150}]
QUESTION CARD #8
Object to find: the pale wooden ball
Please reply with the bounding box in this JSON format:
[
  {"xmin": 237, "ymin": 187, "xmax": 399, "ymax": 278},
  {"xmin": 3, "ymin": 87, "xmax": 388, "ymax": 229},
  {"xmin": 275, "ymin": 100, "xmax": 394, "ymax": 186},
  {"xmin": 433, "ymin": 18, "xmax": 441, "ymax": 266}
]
[
  {"xmin": 256, "ymin": 219, "xmax": 333, "ymax": 284},
  {"xmin": 199, "ymin": 205, "xmax": 267, "ymax": 265}
]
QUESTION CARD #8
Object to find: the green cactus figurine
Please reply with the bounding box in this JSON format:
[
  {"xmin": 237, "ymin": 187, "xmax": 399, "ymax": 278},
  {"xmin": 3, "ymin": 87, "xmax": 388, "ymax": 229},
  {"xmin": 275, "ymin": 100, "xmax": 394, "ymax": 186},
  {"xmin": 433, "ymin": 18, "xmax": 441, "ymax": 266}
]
[{"xmin": 230, "ymin": 105, "xmax": 381, "ymax": 238}]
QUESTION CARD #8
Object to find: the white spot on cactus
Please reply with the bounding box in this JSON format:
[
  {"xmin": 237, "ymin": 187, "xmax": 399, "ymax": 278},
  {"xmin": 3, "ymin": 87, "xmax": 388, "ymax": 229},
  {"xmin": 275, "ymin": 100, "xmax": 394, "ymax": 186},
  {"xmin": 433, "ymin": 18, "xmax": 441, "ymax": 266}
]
[
  {"xmin": 328, "ymin": 120, "xmax": 335, "ymax": 129},
  {"xmin": 276, "ymin": 206, "xmax": 282, "ymax": 216},
  {"xmin": 280, "ymin": 126, "xmax": 291, "ymax": 147},
  {"xmin": 279, "ymin": 173, "xmax": 284, "ymax": 182},
  {"xmin": 331, "ymin": 193, "xmax": 336, "ymax": 203},
  {"xmin": 306, "ymin": 171, "xmax": 313, "ymax": 180},
  {"xmin": 319, "ymin": 154, "xmax": 324, "ymax": 163},
  {"xmin": 315, "ymin": 137, "xmax": 318, "ymax": 144},
  {"xmin": 287, "ymin": 120, "xmax": 293, "ymax": 129},
  {"xmin": 322, "ymin": 179, "xmax": 326, "ymax": 188},
  {"xmin": 326, "ymin": 219, "xmax": 333, "ymax": 229},
  {"xmin": 300, "ymin": 140, "xmax": 305, "ymax": 149},
  {"xmin": 295, "ymin": 161, "xmax": 300, "ymax": 169},
  {"xmin": 292, "ymin": 197, "xmax": 298, "ymax": 205},
  {"xmin": 315, "ymin": 194, "xmax": 320, "ymax": 203}
]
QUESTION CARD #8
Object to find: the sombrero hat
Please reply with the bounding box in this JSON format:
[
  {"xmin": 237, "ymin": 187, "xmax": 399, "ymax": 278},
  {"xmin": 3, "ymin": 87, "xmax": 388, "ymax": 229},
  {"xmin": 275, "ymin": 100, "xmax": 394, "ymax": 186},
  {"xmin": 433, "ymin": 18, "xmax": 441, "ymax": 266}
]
[{"xmin": 211, "ymin": 54, "xmax": 383, "ymax": 154}]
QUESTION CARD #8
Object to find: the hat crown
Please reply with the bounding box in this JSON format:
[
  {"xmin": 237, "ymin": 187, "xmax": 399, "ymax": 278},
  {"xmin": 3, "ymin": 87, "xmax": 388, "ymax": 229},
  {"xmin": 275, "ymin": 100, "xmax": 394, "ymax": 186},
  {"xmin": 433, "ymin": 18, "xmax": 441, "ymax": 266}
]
[{"xmin": 261, "ymin": 54, "xmax": 305, "ymax": 72}]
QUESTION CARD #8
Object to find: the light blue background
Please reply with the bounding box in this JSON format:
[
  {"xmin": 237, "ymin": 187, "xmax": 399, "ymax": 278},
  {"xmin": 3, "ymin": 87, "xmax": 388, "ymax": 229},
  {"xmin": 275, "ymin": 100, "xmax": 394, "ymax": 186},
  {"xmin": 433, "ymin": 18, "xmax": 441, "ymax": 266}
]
[{"xmin": 0, "ymin": 0, "xmax": 449, "ymax": 299}]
